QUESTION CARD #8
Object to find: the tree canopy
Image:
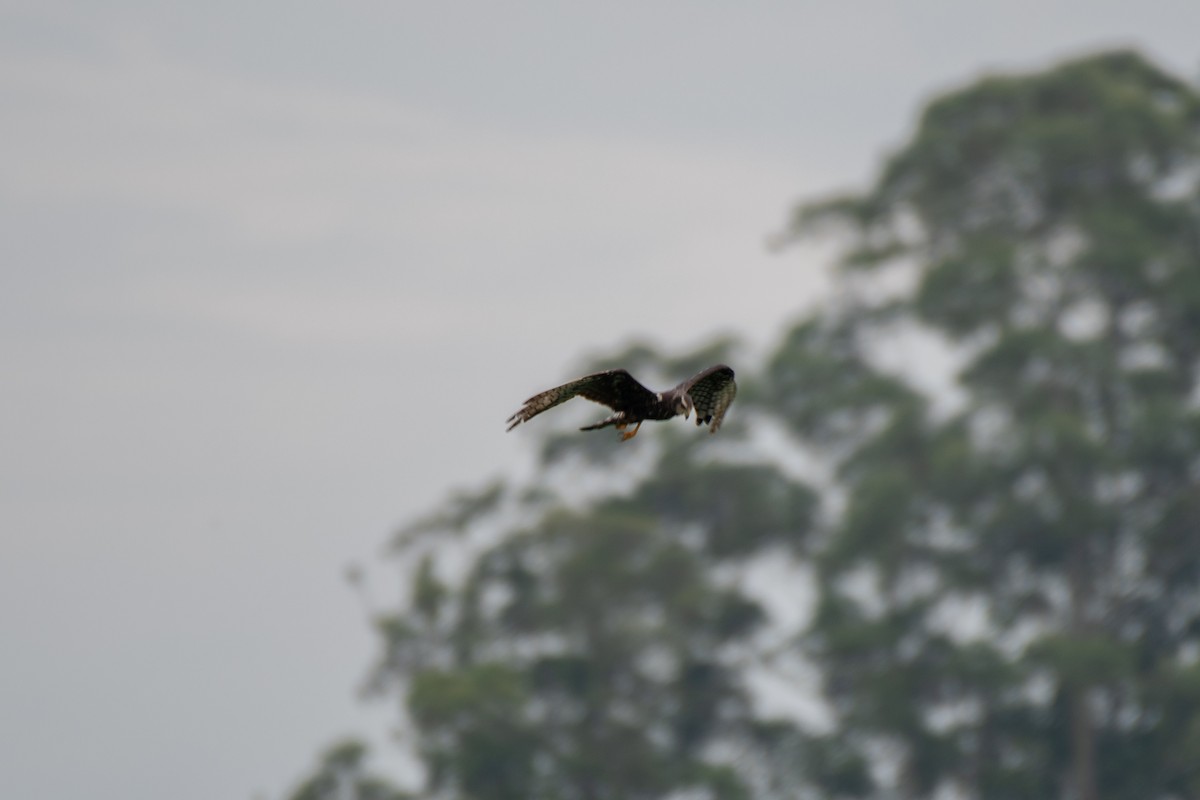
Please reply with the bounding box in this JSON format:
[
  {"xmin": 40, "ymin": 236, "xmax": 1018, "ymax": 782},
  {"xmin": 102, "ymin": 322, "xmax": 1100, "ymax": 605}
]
[
  {"xmin": 288, "ymin": 49, "xmax": 1200, "ymax": 800},
  {"xmin": 775, "ymin": 49, "xmax": 1200, "ymax": 800}
]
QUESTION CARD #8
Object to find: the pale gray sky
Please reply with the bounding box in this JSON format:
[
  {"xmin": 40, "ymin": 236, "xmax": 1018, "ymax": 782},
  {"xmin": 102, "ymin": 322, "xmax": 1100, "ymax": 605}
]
[{"xmin": 2, "ymin": 3, "xmax": 1197, "ymax": 799}]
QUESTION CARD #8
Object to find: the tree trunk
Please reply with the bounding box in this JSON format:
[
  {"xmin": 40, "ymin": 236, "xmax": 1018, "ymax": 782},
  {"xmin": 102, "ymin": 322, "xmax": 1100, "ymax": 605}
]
[
  {"xmin": 1069, "ymin": 686, "xmax": 1099, "ymax": 800},
  {"xmin": 1067, "ymin": 537, "xmax": 1099, "ymax": 800}
]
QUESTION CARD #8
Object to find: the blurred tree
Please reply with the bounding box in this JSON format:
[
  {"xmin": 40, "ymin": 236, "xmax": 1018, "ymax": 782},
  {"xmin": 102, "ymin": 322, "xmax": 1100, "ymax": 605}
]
[
  {"xmin": 365, "ymin": 344, "xmax": 820, "ymax": 800},
  {"xmin": 284, "ymin": 740, "xmax": 413, "ymax": 800},
  {"xmin": 769, "ymin": 49, "xmax": 1200, "ymax": 799},
  {"xmin": 286, "ymin": 47, "xmax": 1200, "ymax": 800}
]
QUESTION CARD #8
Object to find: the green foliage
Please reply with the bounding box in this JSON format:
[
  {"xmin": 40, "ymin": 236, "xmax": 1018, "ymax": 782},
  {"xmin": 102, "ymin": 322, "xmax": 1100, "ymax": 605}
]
[
  {"xmin": 608, "ymin": 452, "xmax": 818, "ymax": 558},
  {"xmin": 294, "ymin": 46, "xmax": 1200, "ymax": 800},
  {"xmin": 408, "ymin": 665, "xmax": 538, "ymax": 800},
  {"xmin": 1026, "ymin": 633, "xmax": 1136, "ymax": 687},
  {"xmin": 762, "ymin": 315, "xmax": 921, "ymax": 448},
  {"xmin": 775, "ymin": 48, "xmax": 1200, "ymax": 800},
  {"xmin": 367, "ymin": 413, "xmax": 816, "ymax": 800},
  {"xmin": 394, "ymin": 480, "xmax": 506, "ymax": 547},
  {"xmin": 285, "ymin": 740, "xmax": 412, "ymax": 800},
  {"xmin": 412, "ymin": 554, "xmax": 448, "ymax": 623}
]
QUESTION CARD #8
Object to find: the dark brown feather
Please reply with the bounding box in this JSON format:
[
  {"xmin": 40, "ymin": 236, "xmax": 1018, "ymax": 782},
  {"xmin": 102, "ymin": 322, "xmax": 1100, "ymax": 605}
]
[
  {"xmin": 506, "ymin": 364, "xmax": 736, "ymax": 435},
  {"xmin": 677, "ymin": 364, "xmax": 737, "ymax": 432},
  {"xmin": 505, "ymin": 369, "xmax": 657, "ymax": 431}
]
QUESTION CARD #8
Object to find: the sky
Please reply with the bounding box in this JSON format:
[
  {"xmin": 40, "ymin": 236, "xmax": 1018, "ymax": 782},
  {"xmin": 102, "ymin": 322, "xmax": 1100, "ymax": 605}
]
[{"xmin": 1, "ymin": 2, "xmax": 1197, "ymax": 799}]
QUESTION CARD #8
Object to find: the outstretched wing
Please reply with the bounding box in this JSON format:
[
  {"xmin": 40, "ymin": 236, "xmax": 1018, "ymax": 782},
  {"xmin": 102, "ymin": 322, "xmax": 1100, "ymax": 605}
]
[
  {"xmin": 679, "ymin": 364, "xmax": 737, "ymax": 433},
  {"xmin": 506, "ymin": 369, "xmax": 657, "ymax": 431}
]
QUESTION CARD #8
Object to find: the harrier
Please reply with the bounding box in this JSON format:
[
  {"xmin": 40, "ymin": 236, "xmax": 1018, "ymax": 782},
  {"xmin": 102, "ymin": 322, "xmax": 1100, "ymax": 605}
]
[{"xmin": 506, "ymin": 364, "xmax": 737, "ymax": 441}]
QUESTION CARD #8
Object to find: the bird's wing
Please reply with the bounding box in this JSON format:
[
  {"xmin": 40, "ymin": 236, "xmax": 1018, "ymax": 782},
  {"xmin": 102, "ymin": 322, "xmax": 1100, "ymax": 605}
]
[
  {"xmin": 506, "ymin": 369, "xmax": 657, "ymax": 431},
  {"xmin": 678, "ymin": 364, "xmax": 737, "ymax": 433}
]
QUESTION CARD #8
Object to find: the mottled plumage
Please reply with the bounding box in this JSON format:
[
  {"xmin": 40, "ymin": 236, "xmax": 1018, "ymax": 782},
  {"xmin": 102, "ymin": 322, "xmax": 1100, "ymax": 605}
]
[{"xmin": 506, "ymin": 364, "xmax": 737, "ymax": 440}]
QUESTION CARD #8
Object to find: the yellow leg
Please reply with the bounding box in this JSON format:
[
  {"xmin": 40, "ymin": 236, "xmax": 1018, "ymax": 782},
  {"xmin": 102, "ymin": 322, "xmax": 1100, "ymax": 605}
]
[{"xmin": 619, "ymin": 421, "xmax": 642, "ymax": 441}]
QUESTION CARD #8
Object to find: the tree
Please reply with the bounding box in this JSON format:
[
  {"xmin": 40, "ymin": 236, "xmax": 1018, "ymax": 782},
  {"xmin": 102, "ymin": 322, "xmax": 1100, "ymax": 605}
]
[
  {"xmin": 289, "ymin": 48, "xmax": 1200, "ymax": 800},
  {"xmin": 365, "ymin": 342, "xmax": 821, "ymax": 800},
  {"xmin": 284, "ymin": 740, "xmax": 413, "ymax": 800},
  {"xmin": 770, "ymin": 49, "xmax": 1200, "ymax": 800}
]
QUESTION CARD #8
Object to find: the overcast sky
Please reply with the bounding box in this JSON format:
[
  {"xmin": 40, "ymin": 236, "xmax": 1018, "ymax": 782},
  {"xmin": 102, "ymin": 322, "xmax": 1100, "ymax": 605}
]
[{"xmin": 2, "ymin": 3, "xmax": 1197, "ymax": 799}]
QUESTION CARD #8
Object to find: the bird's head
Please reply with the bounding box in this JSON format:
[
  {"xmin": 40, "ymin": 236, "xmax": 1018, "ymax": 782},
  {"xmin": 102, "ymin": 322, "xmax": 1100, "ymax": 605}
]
[{"xmin": 674, "ymin": 392, "xmax": 694, "ymax": 420}]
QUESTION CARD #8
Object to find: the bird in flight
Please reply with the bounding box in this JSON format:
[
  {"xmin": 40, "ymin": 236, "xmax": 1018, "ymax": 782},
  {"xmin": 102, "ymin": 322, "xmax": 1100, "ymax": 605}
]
[{"xmin": 506, "ymin": 364, "xmax": 737, "ymax": 441}]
